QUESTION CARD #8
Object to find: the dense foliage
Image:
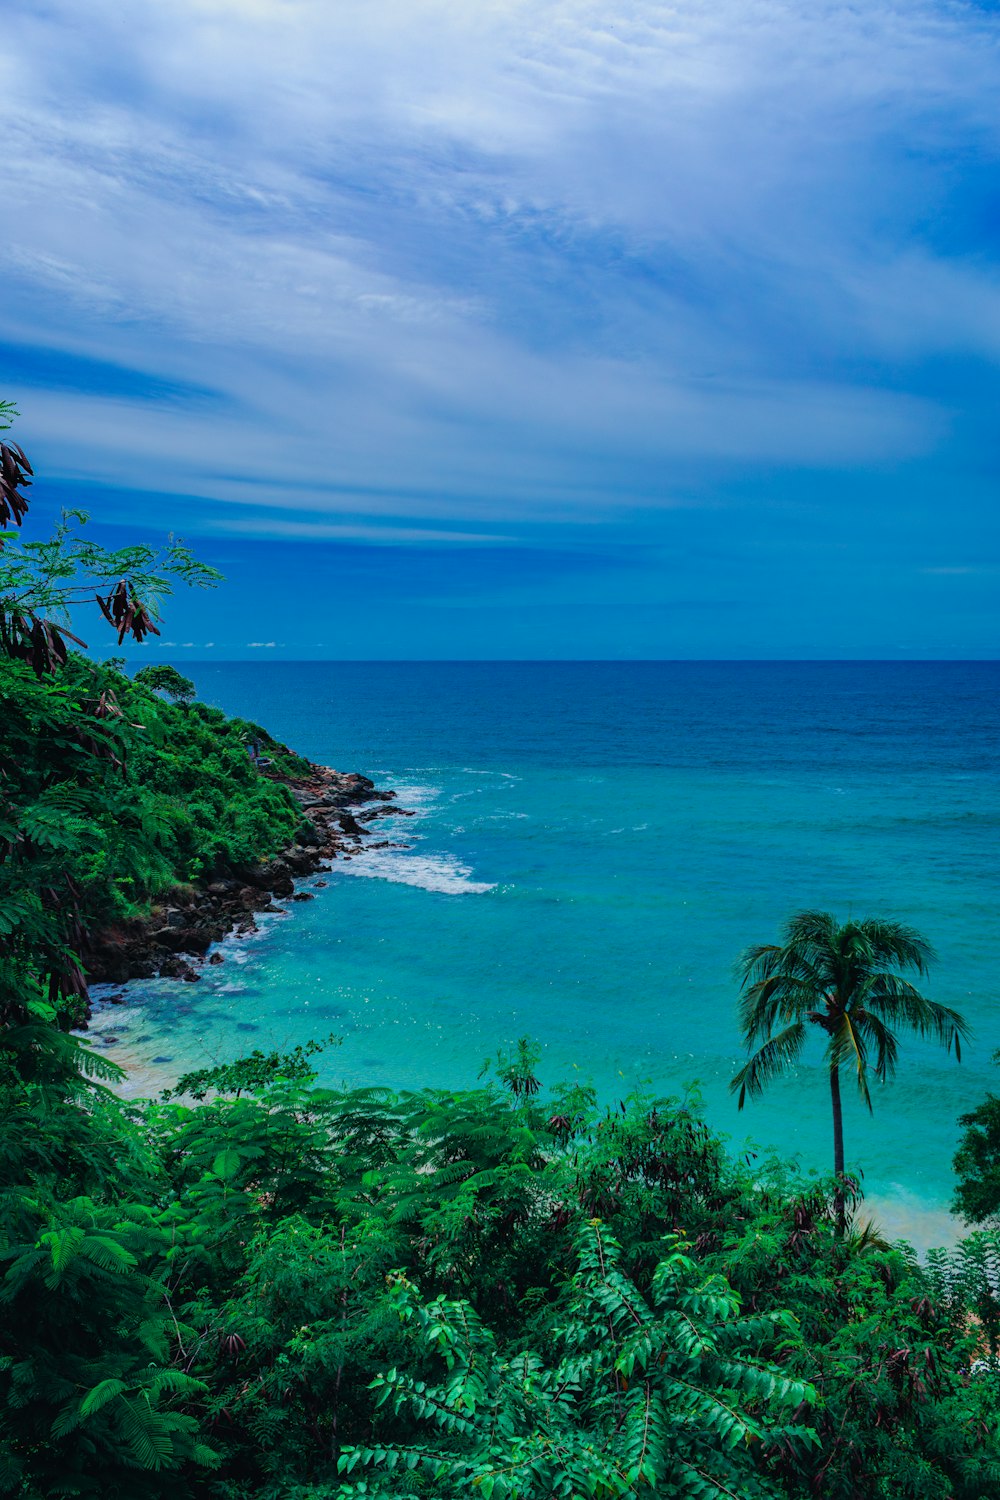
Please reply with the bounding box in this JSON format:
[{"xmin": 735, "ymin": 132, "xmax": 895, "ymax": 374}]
[
  {"xmin": 0, "ymin": 410, "xmax": 310, "ymax": 1035},
  {"xmin": 133, "ymin": 664, "xmax": 197, "ymax": 707},
  {"xmin": 4, "ymin": 1041, "xmax": 1000, "ymax": 1499},
  {"xmin": 953, "ymin": 1051, "xmax": 1000, "ymax": 1226},
  {"xmin": 0, "ymin": 651, "xmax": 309, "ymax": 1023}
]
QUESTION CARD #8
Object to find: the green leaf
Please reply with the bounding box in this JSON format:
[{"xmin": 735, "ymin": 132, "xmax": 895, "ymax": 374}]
[{"xmin": 212, "ymin": 1149, "xmax": 242, "ymax": 1180}]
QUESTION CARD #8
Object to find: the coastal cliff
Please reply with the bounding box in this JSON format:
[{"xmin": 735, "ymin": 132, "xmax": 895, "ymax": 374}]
[
  {"xmin": 82, "ymin": 764, "xmax": 413, "ymax": 987},
  {"xmin": 0, "ymin": 646, "xmax": 413, "ymax": 1012}
]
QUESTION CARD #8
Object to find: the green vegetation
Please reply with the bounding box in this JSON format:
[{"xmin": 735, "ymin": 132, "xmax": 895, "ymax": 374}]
[
  {"xmin": 0, "ymin": 401, "xmax": 218, "ymax": 678},
  {"xmin": 4, "ymin": 415, "xmax": 1000, "ymax": 1497},
  {"xmin": 0, "ymin": 414, "xmax": 312, "ymax": 1032},
  {"xmin": 134, "ymin": 664, "xmax": 197, "ymax": 707},
  {"xmin": 953, "ymin": 1051, "xmax": 1000, "ymax": 1225},
  {"xmin": 4, "ymin": 1038, "xmax": 1000, "ymax": 1498},
  {"xmin": 0, "ymin": 651, "xmax": 309, "ymax": 1019}
]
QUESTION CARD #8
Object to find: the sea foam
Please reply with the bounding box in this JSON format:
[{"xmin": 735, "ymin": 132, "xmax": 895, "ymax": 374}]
[{"xmin": 338, "ymin": 847, "xmax": 495, "ymax": 895}]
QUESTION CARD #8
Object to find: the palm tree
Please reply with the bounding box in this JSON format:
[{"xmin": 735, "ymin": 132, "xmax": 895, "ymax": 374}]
[{"xmin": 730, "ymin": 911, "xmax": 969, "ymax": 1227}]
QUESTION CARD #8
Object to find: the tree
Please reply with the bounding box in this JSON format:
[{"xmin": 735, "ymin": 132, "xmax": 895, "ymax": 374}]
[
  {"xmin": 0, "ymin": 404, "xmax": 219, "ymax": 676},
  {"xmin": 134, "ymin": 663, "xmax": 196, "ymax": 707},
  {"xmin": 0, "ymin": 410, "xmax": 212, "ymax": 1038},
  {"xmin": 730, "ymin": 911, "xmax": 969, "ymax": 1228},
  {"xmin": 953, "ymin": 1055, "xmax": 1000, "ymax": 1224},
  {"xmin": 339, "ymin": 1221, "xmax": 817, "ymax": 1498}
]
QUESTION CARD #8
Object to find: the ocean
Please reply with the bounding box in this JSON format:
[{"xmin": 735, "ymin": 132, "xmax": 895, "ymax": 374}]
[{"xmin": 90, "ymin": 661, "xmax": 1000, "ymax": 1246}]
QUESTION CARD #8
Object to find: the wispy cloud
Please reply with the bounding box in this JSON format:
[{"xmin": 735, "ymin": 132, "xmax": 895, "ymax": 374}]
[
  {"xmin": 211, "ymin": 516, "xmax": 512, "ymax": 543},
  {"xmin": 2, "ymin": 0, "xmax": 999, "ymax": 652}
]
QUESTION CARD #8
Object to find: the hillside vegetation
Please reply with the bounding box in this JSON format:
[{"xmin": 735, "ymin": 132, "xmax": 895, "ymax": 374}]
[
  {"xmin": 0, "ymin": 650, "xmax": 311, "ymax": 1016},
  {"xmin": 5, "ymin": 1038, "xmax": 1000, "ymax": 1499}
]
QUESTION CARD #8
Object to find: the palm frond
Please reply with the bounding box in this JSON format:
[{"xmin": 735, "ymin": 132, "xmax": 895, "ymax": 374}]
[
  {"xmin": 861, "ymin": 978, "xmax": 971, "ymax": 1059},
  {"xmin": 730, "ymin": 1022, "xmax": 806, "ymax": 1109},
  {"xmin": 828, "ymin": 1013, "xmax": 872, "ymax": 1111},
  {"xmin": 852, "ymin": 1009, "xmax": 900, "ymax": 1085},
  {"xmin": 782, "ymin": 910, "xmax": 838, "ymax": 969},
  {"xmin": 737, "ymin": 972, "xmax": 823, "ymax": 1045},
  {"xmin": 855, "ymin": 916, "xmax": 936, "ymax": 975},
  {"xmin": 735, "ymin": 943, "xmax": 782, "ymax": 988},
  {"xmin": 856, "ymin": 972, "xmax": 930, "ymax": 1011}
]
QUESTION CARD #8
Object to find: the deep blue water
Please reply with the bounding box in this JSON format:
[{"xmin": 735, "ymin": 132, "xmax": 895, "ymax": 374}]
[{"xmin": 91, "ymin": 662, "xmax": 1000, "ymax": 1243}]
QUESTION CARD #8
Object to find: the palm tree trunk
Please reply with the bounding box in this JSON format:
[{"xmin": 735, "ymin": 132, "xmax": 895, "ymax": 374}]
[{"xmin": 830, "ymin": 1063, "xmax": 846, "ymax": 1235}]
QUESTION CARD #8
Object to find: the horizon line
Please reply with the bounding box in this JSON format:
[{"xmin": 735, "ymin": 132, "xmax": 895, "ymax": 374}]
[{"xmin": 117, "ymin": 656, "xmax": 1000, "ymax": 666}]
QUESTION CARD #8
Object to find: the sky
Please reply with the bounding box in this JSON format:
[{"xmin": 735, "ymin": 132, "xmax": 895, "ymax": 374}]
[{"xmin": 2, "ymin": 0, "xmax": 999, "ymax": 659}]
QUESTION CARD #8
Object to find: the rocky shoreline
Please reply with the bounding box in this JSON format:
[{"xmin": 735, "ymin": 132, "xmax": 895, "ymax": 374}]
[{"xmin": 82, "ymin": 765, "xmax": 412, "ymax": 992}]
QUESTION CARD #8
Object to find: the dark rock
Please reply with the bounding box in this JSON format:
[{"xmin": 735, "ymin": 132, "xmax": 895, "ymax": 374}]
[
  {"xmin": 240, "ymin": 886, "xmax": 275, "ymax": 911},
  {"xmin": 283, "ymin": 848, "xmax": 318, "ymax": 874},
  {"xmin": 80, "ymin": 762, "xmax": 396, "ymax": 994},
  {"xmin": 151, "ymin": 925, "xmax": 212, "ymax": 956},
  {"xmin": 208, "ymin": 951, "xmax": 224, "ymax": 965},
  {"xmin": 291, "ymin": 892, "xmax": 314, "ymax": 902},
  {"xmin": 151, "ymin": 928, "xmax": 185, "ymax": 952},
  {"xmin": 313, "ymin": 879, "xmax": 329, "ymax": 888},
  {"xmin": 182, "ymin": 969, "xmax": 201, "ymax": 983},
  {"xmin": 232, "ymin": 860, "xmax": 283, "ymax": 890}
]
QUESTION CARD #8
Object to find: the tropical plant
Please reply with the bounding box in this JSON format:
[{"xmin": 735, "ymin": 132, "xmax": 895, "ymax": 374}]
[
  {"xmin": 730, "ymin": 911, "xmax": 969, "ymax": 1227},
  {"xmin": 953, "ymin": 1053, "xmax": 1000, "ymax": 1225},
  {"xmin": 0, "ymin": 1190, "xmax": 219, "ymax": 1496},
  {"xmin": 0, "ymin": 410, "xmax": 219, "ymax": 677},
  {"xmin": 135, "ymin": 664, "xmax": 197, "ymax": 707},
  {"xmin": 339, "ymin": 1220, "xmax": 819, "ymax": 1498},
  {"xmin": 4, "ymin": 1024, "xmax": 1000, "ymax": 1497}
]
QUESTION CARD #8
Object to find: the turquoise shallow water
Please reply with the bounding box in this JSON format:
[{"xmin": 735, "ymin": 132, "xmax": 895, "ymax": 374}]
[{"xmin": 90, "ymin": 662, "xmax": 1000, "ymax": 1240}]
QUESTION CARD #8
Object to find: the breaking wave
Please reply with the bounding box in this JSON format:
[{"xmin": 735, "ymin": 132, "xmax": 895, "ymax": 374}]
[{"xmin": 338, "ymin": 848, "xmax": 495, "ymax": 895}]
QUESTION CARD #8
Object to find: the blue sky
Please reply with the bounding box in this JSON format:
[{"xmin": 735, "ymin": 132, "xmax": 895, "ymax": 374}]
[{"xmin": 2, "ymin": 0, "xmax": 999, "ymax": 658}]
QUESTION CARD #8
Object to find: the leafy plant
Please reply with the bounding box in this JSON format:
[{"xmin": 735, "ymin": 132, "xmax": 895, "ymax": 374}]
[
  {"xmin": 135, "ymin": 664, "xmax": 197, "ymax": 707},
  {"xmin": 953, "ymin": 1054, "xmax": 1000, "ymax": 1225},
  {"xmin": 340, "ymin": 1220, "xmax": 818, "ymax": 1498}
]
